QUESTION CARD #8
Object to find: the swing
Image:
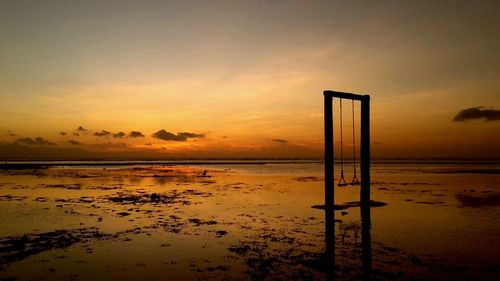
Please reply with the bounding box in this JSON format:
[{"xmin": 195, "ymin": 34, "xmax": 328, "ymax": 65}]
[
  {"xmin": 337, "ymin": 99, "xmax": 348, "ymax": 187},
  {"xmin": 350, "ymin": 100, "xmax": 361, "ymax": 185},
  {"xmin": 337, "ymin": 99, "xmax": 360, "ymax": 187}
]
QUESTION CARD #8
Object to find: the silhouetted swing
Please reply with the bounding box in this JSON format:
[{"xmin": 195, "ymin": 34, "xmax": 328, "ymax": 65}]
[
  {"xmin": 337, "ymin": 99, "xmax": 348, "ymax": 186},
  {"xmin": 350, "ymin": 100, "xmax": 361, "ymax": 185},
  {"xmin": 337, "ymin": 99, "xmax": 360, "ymax": 187},
  {"xmin": 323, "ymin": 90, "xmax": 371, "ymax": 208}
]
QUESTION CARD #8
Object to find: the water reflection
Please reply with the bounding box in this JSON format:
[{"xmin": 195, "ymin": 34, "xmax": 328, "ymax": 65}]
[
  {"xmin": 325, "ymin": 205, "xmax": 372, "ymax": 280},
  {"xmin": 325, "ymin": 208, "xmax": 335, "ymax": 280},
  {"xmin": 361, "ymin": 205, "xmax": 372, "ymax": 281}
]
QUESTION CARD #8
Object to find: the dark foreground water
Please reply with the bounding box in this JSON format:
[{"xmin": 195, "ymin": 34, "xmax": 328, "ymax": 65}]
[{"xmin": 0, "ymin": 161, "xmax": 499, "ymax": 280}]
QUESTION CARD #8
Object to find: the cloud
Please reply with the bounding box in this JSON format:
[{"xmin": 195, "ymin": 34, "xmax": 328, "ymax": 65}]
[
  {"xmin": 102, "ymin": 142, "xmax": 128, "ymax": 148},
  {"xmin": 453, "ymin": 107, "xmax": 500, "ymax": 121},
  {"xmin": 7, "ymin": 131, "xmax": 16, "ymax": 137},
  {"xmin": 112, "ymin": 131, "xmax": 126, "ymax": 138},
  {"xmin": 129, "ymin": 131, "xmax": 145, "ymax": 138},
  {"xmin": 152, "ymin": 129, "xmax": 205, "ymax": 141},
  {"xmin": 272, "ymin": 138, "xmax": 288, "ymax": 143},
  {"xmin": 67, "ymin": 140, "xmax": 82, "ymax": 145},
  {"xmin": 60, "ymin": 132, "xmax": 67, "ymax": 136},
  {"xmin": 73, "ymin": 133, "xmax": 80, "ymax": 137},
  {"xmin": 94, "ymin": 130, "xmax": 111, "ymax": 137},
  {"xmin": 76, "ymin": 126, "xmax": 89, "ymax": 133},
  {"xmin": 152, "ymin": 130, "xmax": 185, "ymax": 141},
  {"xmin": 16, "ymin": 137, "xmax": 57, "ymax": 146},
  {"xmin": 178, "ymin": 132, "xmax": 205, "ymax": 139}
]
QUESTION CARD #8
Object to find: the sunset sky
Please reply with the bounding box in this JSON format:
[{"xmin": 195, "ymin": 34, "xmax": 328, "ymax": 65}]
[{"xmin": 1, "ymin": 0, "xmax": 499, "ymax": 159}]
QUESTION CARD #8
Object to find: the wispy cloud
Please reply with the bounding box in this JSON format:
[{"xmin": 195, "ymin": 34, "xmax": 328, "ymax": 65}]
[
  {"xmin": 94, "ymin": 130, "xmax": 111, "ymax": 137},
  {"xmin": 16, "ymin": 137, "xmax": 56, "ymax": 146},
  {"xmin": 271, "ymin": 138, "xmax": 288, "ymax": 143},
  {"xmin": 178, "ymin": 132, "xmax": 205, "ymax": 139},
  {"xmin": 101, "ymin": 142, "xmax": 128, "ymax": 148},
  {"xmin": 67, "ymin": 140, "xmax": 82, "ymax": 145}
]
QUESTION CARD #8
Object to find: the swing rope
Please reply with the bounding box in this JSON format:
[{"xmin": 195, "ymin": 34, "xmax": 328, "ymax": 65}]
[
  {"xmin": 338, "ymin": 98, "xmax": 348, "ymax": 187},
  {"xmin": 351, "ymin": 100, "xmax": 360, "ymax": 185}
]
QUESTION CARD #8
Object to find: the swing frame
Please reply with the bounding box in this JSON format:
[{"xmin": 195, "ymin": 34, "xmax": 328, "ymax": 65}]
[
  {"xmin": 323, "ymin": 90, "xmax": 370, "ymax": 209},
  {"xmin": 324, "ymin": 90, "xmax": 372, "ymax": 277}
]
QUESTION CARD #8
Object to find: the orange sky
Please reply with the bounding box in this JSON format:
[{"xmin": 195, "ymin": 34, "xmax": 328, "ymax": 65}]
[{"xmin": 1, "ymin": 1, "xmax": 499, "ymax": 160}]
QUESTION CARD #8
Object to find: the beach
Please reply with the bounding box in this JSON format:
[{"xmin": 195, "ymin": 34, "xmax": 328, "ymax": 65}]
[{"xmin": 0, "ymin": 160, "xmax": 499, "ymax": 280}]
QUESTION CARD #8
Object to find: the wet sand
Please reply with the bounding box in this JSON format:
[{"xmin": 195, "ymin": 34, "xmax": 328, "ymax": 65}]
[{"xmin": 0, "ymin": 162, "xmax": 499, "ymax": 280}]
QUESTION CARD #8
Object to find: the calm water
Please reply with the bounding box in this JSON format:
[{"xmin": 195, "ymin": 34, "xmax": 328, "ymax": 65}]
[{"xmin": 0, "ymin": 161, "xmax": 499, "ymax": 280}]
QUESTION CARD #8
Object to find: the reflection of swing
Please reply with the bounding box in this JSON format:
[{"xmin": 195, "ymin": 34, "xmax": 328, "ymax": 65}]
[{"xmin": 337, "ymin": 99, "xmax": 360, "ymax": 187}]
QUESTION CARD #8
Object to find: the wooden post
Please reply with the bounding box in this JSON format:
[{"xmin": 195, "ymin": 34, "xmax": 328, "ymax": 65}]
[
  {"xmin": 360, "ymin": 95, "xmax": 371, "ymax": 279},
  {"xmin": 360, "ymin": 95, "xmax": 370, "ymax": 206},
  {"xmin": 323, "ymin": 91, "xmax": 335, "ymax": 275},
  {"xmin": 323, "ymin": 92, "xmax": 334, "ymax": 211}
]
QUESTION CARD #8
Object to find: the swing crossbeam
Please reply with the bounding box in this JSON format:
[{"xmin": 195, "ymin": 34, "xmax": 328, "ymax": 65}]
[
  {"xmin": 323, "ymin": 90, "xmax": 369, "ymax": 101},
  {"xmin": 324, "ymin": 90, "xmax": 370, "ymax": 209}
]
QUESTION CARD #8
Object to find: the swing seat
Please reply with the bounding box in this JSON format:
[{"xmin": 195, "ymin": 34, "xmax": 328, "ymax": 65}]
[
  {"xmin": 337, "ymin": 170, "xmax": 347, "ymax": 186},
  {"xmin": 350, "ymin": 175, "xmax": 361, "ymax": 186},
  {"xmin": 337, "ymin": 175, "xmax": 348, "ymax": 187}
]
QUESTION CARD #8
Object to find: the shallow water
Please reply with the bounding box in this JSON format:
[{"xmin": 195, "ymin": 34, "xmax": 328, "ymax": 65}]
[{"xmin": 0, "ymin": 161, "xmax": 499, "ymax": 280}]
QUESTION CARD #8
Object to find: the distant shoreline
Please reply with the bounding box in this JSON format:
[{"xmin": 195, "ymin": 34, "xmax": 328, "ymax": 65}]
[{"xmin": 1, "ymin": 158, "xmax": 499, "ymax": 169}]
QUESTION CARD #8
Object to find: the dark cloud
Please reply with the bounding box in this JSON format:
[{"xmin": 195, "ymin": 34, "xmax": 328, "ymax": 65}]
[
  {"xmin": 112, "ymin": 132, "xmax": 126, "ymax": 138},
  {"xmin": 67, "ymin": 140, "xmax": 82, "ymax": 145},
  {"xmin": 129, "ymin": 131, "xmax": 145, "ymax": 138},
  {"xmin": 94, "ymin": 130, "xmax": 111, "ymax": 137},
  {"xmin": 7, "ymin": 131, "xmax": 16, "ymax": 137},
  {"xmin": 73, "ymin": 133, "xmax": 80, "ymax": 137},
  {"xmin": 152, "ymin": 130, "xmax": 205, "ymax": 141},
  {"xmin": 16, "ymin": 137, "xmax": 56, "ymax": 146},
  {"xmin": 152, "ymin": 130, "xmax": 185, "ymax": 141},
  {"xmin": 178, "ymin": 132, "xmax": 205, "ymax": 139},
  {"xmin": 453, "ymin": 107, "xmax": 500, "ymax": 121},
  {"xmin": 272, "ymin": 139, "xmax": 288, "ymax": 143},
  {"xmin": 60, "ymin": 132, "xmax": 67, "ymax": 136},
  {"xmin": 76, "ymin": 126, "xmax": 89, "ymax": 132}
]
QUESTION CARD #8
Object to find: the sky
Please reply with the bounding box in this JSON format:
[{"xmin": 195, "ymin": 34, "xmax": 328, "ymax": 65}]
[{"xmin": 1, "ymin": 0, "xmax": 499, "ymax": 160}]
